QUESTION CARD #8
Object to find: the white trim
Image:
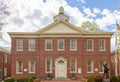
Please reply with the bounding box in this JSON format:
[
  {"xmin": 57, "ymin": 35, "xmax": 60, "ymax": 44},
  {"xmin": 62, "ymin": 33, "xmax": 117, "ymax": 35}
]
[
  {"xmin": 16, "ymin": 39, "xmax": 23, "ymax": 51},
  {"xmin": 4, "ymin": 54, "xmax": 7, "ymax": 63},
  {"xmin": 45, "ymin": 39, "xmax": 52, "ymax": 51},
  {"xmin": 99, "ymin": 39, "xmax": 106, "ymax": 51},
  {"xmin": 87, "ymin": 60, "xmax": 94, "ymax": 73},
  {"xmin": 99, "ymin": 61, "xmax": 105, "ymax": 73},
  {"xmin": 55, "ymin": 57, "xmax": 67, "ymax": 78},
  {"xmin": 70, "ymin": 58, "xmax": 77, "ymax": 73},
  {"xmin": 57, "ymin": 39, "xmax": 65, "ymax": 51},
  {"xmin": 28, "ymin": 39, "xmax": 36, "ymax": 51},
  {"xmin": 28, "ymin": 60, "xmax": 35, "ymax": 73},
  {"xmin": 70, "ymin": 39, "xmax": 77, "ymax": 51},
  {"xmin": 45, "ymin": 58, "xmax": 52, "ymax": 73},
  {"xmin": 4, "ymin": 67, "xmax": 7, "ymax": 76},
  {"xmin": 87, "ymin": 39, "xmax": 94, "ymax": 51},
  {"xmin": 16, "ymin": 60, "xmax": 23, "ymax": 74}
]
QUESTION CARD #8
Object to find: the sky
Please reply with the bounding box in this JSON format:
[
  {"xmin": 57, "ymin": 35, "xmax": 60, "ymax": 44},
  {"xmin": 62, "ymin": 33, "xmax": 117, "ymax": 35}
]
[{"xmin": 0, "ymin": 0, "xmax": 120, "ymax": 51}]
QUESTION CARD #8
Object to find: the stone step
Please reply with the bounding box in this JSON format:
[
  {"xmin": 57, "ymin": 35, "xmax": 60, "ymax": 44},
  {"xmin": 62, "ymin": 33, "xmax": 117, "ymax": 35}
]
[
  {"xmin": 52, "ymin": 78, "xmax": 71, "ymax": 80},
  {"xmin": 41, "ymin": 80, "xmax": 83, "ymax": 82}
]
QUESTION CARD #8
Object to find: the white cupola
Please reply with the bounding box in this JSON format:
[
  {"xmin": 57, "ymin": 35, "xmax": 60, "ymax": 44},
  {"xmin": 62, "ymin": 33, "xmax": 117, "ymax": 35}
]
[{"xmin": 54, "ymin": 7, "xmax": 69, "ymax": 22}]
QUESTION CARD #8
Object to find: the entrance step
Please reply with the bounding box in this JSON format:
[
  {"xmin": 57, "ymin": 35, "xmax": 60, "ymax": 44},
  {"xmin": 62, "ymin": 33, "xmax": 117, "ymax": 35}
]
[{"xmin": 52, "ymin": 78, "xmax": 71, "ymax": 80}]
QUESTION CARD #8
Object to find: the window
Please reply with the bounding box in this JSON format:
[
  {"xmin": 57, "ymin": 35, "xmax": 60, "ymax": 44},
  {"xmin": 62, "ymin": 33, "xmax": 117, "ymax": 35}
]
[
  {"xmin": 4, "ymin": 68, "xmax": 7, "ymax": 76},
  {"xmin": 16, "ymin": 61, "xmax": 23, "ymax": 74},
  {"xmin": 70, "ymin": 59, "xmax": 77, "ymax": 73},
  {"xmin": 87, "ymin": 39, "xmax": 93, "ymax": 51},
  {"xmin": 58, "ymin": 39, "xmax": 64, "ymax": 51},
  {"xmin": 70, "ymin": 39, "xmax": 77, "ymax": 51},
  {"xmin": 28, "ymin": 60, "xmax": 35, "ymax": 73},
  {"xmin": 17, "ymin": 39, "xmax": 23, "ymax": 51},
  {"xmin": 45, "ymin": 39, "xmax": 52, "ymax": 51},
  {"xmin": 87, "ymin": 60, "xmax": 93, "ymax": 73},
  {"xmin": 4, "ymin": 54, "xmax": 7, "ymax": 63},
  {"xmin": 45, "ymin": 58, "xmax": 52, "ymax": 73},
  {"xmin": 99, "ymin": 39, "xmax": 105, "ymax": 51},
  {"xmin": 99, "ymin": 61, "xmax": 105, "ymax": 73},
  {"xmin": 29, "ymin": 39, "xmax": 35, "ymax": 51}
]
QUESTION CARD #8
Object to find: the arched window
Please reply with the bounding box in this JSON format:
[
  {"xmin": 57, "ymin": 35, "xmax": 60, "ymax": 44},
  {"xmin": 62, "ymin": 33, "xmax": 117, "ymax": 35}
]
[{"xmin": 58, "ymin": 60, "xmax": 64, "ymax": 64}]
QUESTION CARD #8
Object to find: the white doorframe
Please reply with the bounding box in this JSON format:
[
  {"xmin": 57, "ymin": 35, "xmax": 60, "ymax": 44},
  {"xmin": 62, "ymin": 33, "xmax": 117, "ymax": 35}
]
[{"xmin": 55, "ymin": 56, "xmax": 67, "ymax": 78}]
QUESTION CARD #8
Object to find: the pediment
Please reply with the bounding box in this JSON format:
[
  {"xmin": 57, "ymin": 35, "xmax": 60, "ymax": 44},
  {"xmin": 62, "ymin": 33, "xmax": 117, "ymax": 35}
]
[{"xmin": 36, "ymin": 21, "xmax": 83, "ymax": 34}]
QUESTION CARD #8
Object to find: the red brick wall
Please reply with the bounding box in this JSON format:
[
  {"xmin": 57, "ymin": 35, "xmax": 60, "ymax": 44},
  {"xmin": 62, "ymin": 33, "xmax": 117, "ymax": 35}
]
[
  {"xmin": 0, "ymin": 51, "xmax": 11, "ymax": 80},
  {"xmin": 11, "ymin": 37, "xmax": 111, "ymax": 78}
]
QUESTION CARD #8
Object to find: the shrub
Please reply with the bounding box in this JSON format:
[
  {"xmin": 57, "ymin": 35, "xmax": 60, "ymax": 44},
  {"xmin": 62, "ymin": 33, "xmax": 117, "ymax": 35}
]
[
  {"xmin": 85, "ymin": 76, "xmax": 96, "ymax": 82},
  {"xmin": 95, "ymin": 76, "xmax": 103, "ymax": 82},
  {"xmin": 4, "ymin": 77, "xmax": 14, "ymax": 82},
  {"xmin": 111, "ymin": 76, "xmax": 119, "ymax": 82},
  {"xmin": 15, "ymin": 78, "xmax": 25, "ymax": 82},
  {"xmin": 25, "ymin": 76, "xmax": 36, "ymax": 82}
]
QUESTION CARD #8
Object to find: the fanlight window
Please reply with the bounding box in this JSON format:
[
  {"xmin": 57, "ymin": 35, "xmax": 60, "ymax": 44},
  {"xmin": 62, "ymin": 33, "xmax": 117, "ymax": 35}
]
[{"xmin": 58, "ymin": 60, "xmax": 64, "ymax": 64}]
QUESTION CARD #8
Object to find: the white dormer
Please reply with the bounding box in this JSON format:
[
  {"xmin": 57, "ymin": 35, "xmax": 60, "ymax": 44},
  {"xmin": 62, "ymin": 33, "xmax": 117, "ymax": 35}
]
[{"xmin": 54, "ymin": 7, "xmax": 69, "ymax": 22}]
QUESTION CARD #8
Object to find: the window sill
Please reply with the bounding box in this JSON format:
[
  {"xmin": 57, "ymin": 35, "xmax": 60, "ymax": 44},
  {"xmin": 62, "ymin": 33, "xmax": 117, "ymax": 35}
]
[
  {"xmin": 87, "ymin": 72, "xmax": 94, "ymax": 73},
  {"xmin": 16, "ymin": 72, "xmax": 23, "ymax": 74}
]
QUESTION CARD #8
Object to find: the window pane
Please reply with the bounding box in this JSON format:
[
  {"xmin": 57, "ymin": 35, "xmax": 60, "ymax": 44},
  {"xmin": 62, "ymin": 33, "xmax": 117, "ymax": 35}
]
[
  {"xmin": 29, "ymin": 39, "xmax": 35, "ymax": 51},
  {"xmin": 70, "ymin": 59, "xmax": 76, "ymax": 73},
  {"xmin": 87, "ymin": 39, "xmax": 93, "ymax": 51},
  {"xmin": 99, "ymin": 39, "xmax": 105, "ymax": 51},
  {"xmin": 29, "ymin": 60, "xmax": 35, "ymax": 73},
  {"xmin": 17, "ymin": 39, "xmax": 23, "ymax": 51},
  {"xmin": 70, "ymin": 39, "xmax": 77, "ymax": 50},
  {"xmin": 4, "ymin": 54, "xmax": 7, "ymax": 63},
  {"xmin": 16, "ymin": 61, "xmax": 23, "ymax": 73},
  {"xmin": 99, "ymin": 61, "xmax": 105, "ymax": 72},
  {"xmin": 87, "ymin": 61, "xmax": 93, "ymax": 72},
  {"xmin": 45, "ymin": 39, "xmax": 52, "ymax": 50},
  {"xmin": 58, "ymin": 39, "xmax": 64, "ymax": 50},
  {"xmin": 46, "ymin": 58, "xmax": 52, "ymax": 73}
]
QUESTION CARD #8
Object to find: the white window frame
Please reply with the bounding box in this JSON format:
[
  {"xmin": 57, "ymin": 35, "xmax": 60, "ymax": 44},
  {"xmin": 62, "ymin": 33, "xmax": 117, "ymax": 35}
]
[
  {"xmin": 45, "ymin": 58, "xmax": 52, "ymax": 73},
  {"xmin": 45, "ymin": 39, "xmax": 52, "ymax": 51},
  {"xmin": 4, "ymin": 67, "xmax": 7, "ymax": 76},
  {"xmin": 28, "ymin": 60, "xmax": 35, "ymax": 73},
  {"xmin": 28, "ymin": 39, "xmax": 35, "ymax": 51},
  {"xmin": 99, "ymin": 61, "xmax": 105, "ymax": 73},
  {"xmin": 4, "ymin": 54, "xmax": 7, "ymax": 63},
  {"xmin": 70, "ymin": 58, "xmax": 77, "ymax": 73},
  {"xmin": 17, "ymin": 39, "xmax": 23, "ymax": 51},
  {"xmin": 99, "ymin": 39, "xmax": 106, "ymax": 51},
  {"xmin": 16, "ymin": 60, "xmax": 23, "ymax": 74},
  {"xmin": 70, "ymin": 39, "xmax": 77, "ymax": 51},
  {"xmin": 57, "ymin": 39, "xmax": 65, "ymax": 51},
  {"xmin": 87, "ymin": 39, "xmax": 93, "ymax": 51},
  {"xmin": 87, "ymin": 60, "xmax": 94, "ymax": 73}
]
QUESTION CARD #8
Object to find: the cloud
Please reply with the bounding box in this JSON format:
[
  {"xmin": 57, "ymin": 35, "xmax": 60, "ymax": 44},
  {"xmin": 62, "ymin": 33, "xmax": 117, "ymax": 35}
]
[
  {"xmin": 1, "ymin": 0, "xmax": 119, "ymax": 51},
  {"xmin": 93, "ymin": 8, "xmax": 101, "ymax": 14},
  {"xmin": 77, "ymin": 0, "xmax": 86, "ymax": 3},
  {"xmin": 82, "ymin": 7, "xmax": 96, "ymax": 18}
]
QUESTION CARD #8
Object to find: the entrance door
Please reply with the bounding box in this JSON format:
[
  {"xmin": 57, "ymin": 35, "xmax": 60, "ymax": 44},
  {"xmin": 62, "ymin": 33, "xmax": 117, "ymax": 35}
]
[{"xmin": 55, "ymin": 58, "xmax": 67, "ymax": 78}]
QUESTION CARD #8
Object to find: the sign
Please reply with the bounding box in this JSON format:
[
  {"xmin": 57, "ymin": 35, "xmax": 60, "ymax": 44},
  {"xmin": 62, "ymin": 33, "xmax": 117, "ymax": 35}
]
[{"xmin": 78, "ymin": 68, "xmax": 81, "ymax": 74}]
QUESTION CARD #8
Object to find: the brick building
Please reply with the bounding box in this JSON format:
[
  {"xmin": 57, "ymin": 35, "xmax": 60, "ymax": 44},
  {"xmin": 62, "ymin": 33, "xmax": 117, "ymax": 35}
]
[
  {"xmin": 0, "ymin": 47, "xmax": 11, "ymax": 81},
  {"xmin": 8, "ymin": 7, "xmax": 113, "ymax": 79}
]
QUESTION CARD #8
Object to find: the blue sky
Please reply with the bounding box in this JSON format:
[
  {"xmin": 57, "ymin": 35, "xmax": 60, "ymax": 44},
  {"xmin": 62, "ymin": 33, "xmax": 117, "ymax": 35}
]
[{"xmin": 0, "ymin": 0, "xmax": 120, "ymax": 51}]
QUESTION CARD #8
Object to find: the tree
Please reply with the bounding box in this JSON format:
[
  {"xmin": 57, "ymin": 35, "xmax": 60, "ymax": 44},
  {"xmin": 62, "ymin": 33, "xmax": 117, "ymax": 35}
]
[
  {"xmin": 0, "ymin": 0, "xmax": 12, "ymax": 39},
  {"xmin": 80, "ymin": 21, "xmax": 101, "ymax": 31}
]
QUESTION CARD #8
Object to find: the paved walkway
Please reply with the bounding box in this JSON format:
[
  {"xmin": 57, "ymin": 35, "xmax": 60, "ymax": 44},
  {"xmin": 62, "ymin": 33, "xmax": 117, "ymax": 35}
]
[{"xmin": 41, "ymin": 80, "xmax": 83, "ymax": 82}]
